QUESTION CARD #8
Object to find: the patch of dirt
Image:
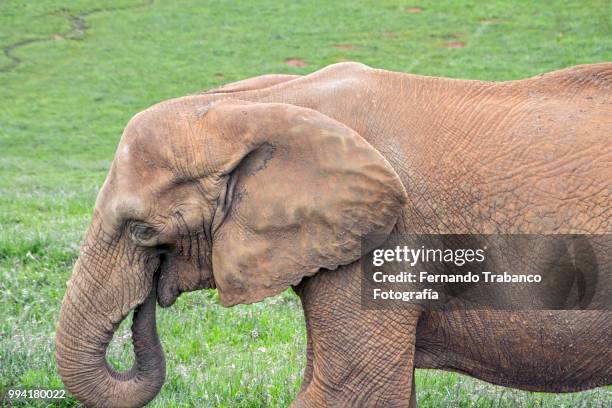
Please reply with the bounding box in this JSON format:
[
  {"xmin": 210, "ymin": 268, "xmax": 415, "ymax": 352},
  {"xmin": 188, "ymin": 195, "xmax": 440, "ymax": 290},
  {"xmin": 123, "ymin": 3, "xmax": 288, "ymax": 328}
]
[
  {"xmin": 67, "ymin": 15, "xmax": 88, "ymax": 39},
  {"xmin": 446, "ymin": 41, "xmax": 466, "ymax": 48},
  {"xmin": 479, "ymin": 18, "xmax": 503, "ymax": 24},
  {"xmin": 0, "ymin": 0, "xmax": 154, "ymax": 72},
  {"xmin": 406, "ymin": 7, "xmax": 423, "ymax": 13},
  {"xmin": 285, "ymin": 58, "xmax": 307, "ymax": 68},
  {"xmin": 383, "ymin": 31, "xmax": 396, "ymax": 38},
  {"xmin": 334, "ymin": 44, "xmax": 355, "ymax": 51},
  {"xmin": 214, "ymin": 73, "xmax": 224, "ymax": 80}
]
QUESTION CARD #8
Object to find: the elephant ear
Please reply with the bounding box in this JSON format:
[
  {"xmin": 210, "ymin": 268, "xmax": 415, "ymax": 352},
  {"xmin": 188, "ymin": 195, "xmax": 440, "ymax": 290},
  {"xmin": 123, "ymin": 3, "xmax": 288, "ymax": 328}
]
[{"xmin": 205, "ymin": 100, "xmax": 407, "ymax": 306}]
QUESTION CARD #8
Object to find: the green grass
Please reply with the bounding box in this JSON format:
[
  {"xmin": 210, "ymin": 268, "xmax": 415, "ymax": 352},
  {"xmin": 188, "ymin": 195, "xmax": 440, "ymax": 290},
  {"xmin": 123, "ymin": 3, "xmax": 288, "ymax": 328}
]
[{"xmin": 1, "ymin": 0, "xmax": 611, "ymax": 406}]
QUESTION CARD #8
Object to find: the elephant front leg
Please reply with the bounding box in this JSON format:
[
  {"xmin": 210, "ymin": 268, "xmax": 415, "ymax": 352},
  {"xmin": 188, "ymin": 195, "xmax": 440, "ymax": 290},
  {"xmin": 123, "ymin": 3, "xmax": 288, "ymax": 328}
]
[{"xmin": 293, "ymin": 265, "xmax": 420, "ymax": 407}]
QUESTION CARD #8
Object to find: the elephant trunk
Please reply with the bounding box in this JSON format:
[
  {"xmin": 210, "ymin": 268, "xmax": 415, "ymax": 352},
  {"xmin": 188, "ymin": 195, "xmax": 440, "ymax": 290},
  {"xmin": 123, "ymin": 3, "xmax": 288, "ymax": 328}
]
[{"xmin": 55, "ymin": 224, "xmax": 165, "ymax": 407}]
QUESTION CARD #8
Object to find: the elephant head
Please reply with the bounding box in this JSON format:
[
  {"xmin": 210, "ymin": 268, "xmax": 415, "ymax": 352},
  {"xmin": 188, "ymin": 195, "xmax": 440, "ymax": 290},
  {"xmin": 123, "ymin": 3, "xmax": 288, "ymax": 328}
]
[{"xmin": 55, "ymin": 98, "xmax": 407, "ymax": 407}]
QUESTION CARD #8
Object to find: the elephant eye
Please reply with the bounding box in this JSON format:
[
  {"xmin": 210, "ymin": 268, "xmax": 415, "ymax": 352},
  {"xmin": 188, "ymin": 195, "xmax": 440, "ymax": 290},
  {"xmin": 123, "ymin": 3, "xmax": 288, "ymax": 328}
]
[{"xmin": 129, "ymin": 222, "xmax": 157, "ymax": 243}]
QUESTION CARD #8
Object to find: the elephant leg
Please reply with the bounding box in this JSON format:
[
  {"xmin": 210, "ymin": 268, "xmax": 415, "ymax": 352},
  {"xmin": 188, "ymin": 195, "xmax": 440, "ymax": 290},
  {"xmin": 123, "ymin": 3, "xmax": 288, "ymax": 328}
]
[
  {"xmin": 293, "ymin": 264, "xmax": 420, "ymax": 407},
  {"xmin": 410, "ymin": 370, "xmax": 417, "ymax": 408},
  {"xmin": 201, "ymin": 74, "xmax": 300, "ymax": 94}
]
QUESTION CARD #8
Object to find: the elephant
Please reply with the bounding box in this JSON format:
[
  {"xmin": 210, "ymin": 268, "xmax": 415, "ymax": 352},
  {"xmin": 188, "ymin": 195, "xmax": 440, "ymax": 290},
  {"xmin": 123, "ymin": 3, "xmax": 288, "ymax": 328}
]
[{"xmin": 55, "ymin": 61, "xmax": 612, "ymax": 407}]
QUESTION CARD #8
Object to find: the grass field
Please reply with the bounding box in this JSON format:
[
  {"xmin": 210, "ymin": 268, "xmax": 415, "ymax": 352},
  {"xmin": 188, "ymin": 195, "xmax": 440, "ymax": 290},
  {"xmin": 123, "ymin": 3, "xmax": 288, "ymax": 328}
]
[{"xmin": 1, "ymin": 0, "xmax": 611, "ymax": 406}]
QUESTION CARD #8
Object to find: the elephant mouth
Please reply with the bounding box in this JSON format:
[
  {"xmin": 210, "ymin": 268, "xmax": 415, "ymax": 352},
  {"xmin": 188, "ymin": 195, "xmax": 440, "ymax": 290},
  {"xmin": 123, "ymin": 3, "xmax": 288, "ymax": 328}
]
[
  {"xmin": 155, "ymin": 256, "xmax": 181, "ymax": 307},
  {"xmin": 156, "ymin": 255, "xmax": 216, "ymax": 308}
]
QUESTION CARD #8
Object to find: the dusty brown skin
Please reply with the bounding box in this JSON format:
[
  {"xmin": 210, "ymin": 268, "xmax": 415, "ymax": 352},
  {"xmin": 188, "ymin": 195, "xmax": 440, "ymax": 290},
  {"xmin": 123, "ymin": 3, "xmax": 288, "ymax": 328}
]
[{"xmin": 55, "ymin": 62, "xmax": 612, "ymax": 407}]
